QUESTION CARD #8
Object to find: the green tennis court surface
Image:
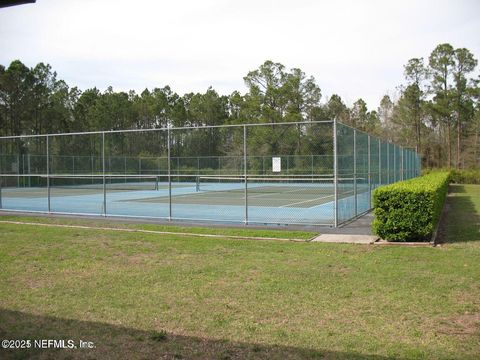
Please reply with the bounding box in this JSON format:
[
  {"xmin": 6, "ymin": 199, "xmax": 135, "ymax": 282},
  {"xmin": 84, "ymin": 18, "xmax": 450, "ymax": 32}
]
[{"xmin": 126, "ymin": 187, "xmax": 358, "ymax": 208}]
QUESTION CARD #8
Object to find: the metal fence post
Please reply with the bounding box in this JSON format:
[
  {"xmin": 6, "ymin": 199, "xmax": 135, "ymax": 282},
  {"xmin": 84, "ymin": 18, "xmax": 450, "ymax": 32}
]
[
  {"xmin": 378, "ymin": 139, "xmax": 381, "ymax": 186},
  {"xmin": 400, "ymin": 146, "xmax": 404, "ymax": 181},
  {"xmin": 333, "ymin": 119, "xmax": 338, "ymax": 227},
  {"xmin": 244, "ymin": 125, "xmax": 248, "ymax": 225},
  {"xmin": 353, "ymin": 129, "xmax": 357, "ymax": 216},
  {"xmin": 387, "ymin": 143, "xmax": 390, "ymax": 184},
  {"xmin": 394, "ymin": 145, "xmax": 397, "ymax": 182},
  {"xmin": 16, "ymin": 153, "xmax": 19, "ymax": 188},
  {"xmin": 47, "ymin": 135, "xmax": 50, "ymax": 213},
  {"xmin": 368, "ymin": 135, "xmax": 371, "ymax": 209},
  {"xmin": 27, "ymin": 154, "xmax": 31, "ymax": 187},
  {"xmin": 167, "ymin": 128, "xmax": 172, "ymax": 221},
  {"xmin": 102, "ymin": 132, "xmax": 106, "ymax": 216}
]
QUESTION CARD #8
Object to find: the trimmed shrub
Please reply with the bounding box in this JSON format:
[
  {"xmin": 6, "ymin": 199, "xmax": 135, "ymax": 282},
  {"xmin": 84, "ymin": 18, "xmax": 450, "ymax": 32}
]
[
  {"xmin": 423, "ymin": 168, "xmax": 480, "ymax": 184},
  {"xmin": 372, "ymin": 172, "xmax": 450, "ymax": 242},
  {"xmin": 449, "ymin": 169, "xmax": 480, "ymax": 184}
]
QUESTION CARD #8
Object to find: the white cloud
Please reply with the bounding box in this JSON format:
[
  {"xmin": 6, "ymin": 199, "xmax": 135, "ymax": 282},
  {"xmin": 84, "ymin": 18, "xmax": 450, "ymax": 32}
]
[{"xmin": 1, "ymin": 0, "xmax": 479, "ymax": 110}]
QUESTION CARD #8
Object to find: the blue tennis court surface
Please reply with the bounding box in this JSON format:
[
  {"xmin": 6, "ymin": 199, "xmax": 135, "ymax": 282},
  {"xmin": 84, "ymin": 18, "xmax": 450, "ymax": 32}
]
[{"xmin": 0, "ymin": 180, "xmax": 370, "ymax": 225}]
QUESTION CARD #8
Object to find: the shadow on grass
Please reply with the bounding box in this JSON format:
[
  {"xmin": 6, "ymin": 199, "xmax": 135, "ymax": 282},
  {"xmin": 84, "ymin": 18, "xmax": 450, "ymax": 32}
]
[
  {"xmin": 0, "ymin": 308, "xmax": 391, "ymax": 360},
  {"xmin": 440, "ymin": 184, "xmax": 480, "ymax": 244}
]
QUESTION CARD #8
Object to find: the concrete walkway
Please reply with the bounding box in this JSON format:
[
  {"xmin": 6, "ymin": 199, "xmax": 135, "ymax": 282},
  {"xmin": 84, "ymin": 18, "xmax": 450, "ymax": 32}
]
[
  {"xmin": 316, "ymin": 212, "xmax": 375, "ymax": 235},
  {"xmin": 311, "ymin": 233, "xmax": 378, "ymax": 244},
  {"xmin": 309, "ymin": 212, "xmax": 380, "ymax": 244}
]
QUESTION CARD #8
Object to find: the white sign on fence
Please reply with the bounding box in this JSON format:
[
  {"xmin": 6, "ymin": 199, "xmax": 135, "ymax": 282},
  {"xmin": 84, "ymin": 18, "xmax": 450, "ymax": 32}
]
[{"xmin": 272, "ymin": 157, "xmax": 281, "ymax": 172}]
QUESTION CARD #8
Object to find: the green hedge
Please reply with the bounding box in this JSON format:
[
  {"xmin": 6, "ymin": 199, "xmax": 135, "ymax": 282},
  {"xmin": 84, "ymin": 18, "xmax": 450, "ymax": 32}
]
[
  {"xmin": 423, "ymin": 168, "xmax": 480, "ymax": 184},
  {"xmin": 372, "ymin": 172, "xmax": 450, "ymax": 242},
  {"xmin": 449, "ymin": 169, "xmax": 480, "ymax": 184}
]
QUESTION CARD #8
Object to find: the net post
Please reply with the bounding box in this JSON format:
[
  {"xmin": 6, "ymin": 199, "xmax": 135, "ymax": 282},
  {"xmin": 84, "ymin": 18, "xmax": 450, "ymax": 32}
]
[
  {"xmin": 353, "ymin": 129, "xmax": 357, "ymax": 216},
  {"xmin": 47, "ymin": 135, "xmax": 51, "ymax": 213},
  {"xmin": 243, "ymin": 125, "xmax": 248, "ymax": 225},
  {"xmin": 167, "ymin": 128, "xmax": 172, "ymax": 221},
  {"xmin": 102, "ymin": 132, "xmax": 106, "ymax": 217},
  {"xmin": 333, "ymin": 118, "xmax": 338, "ymax": 227},
  {"xmin": 368, "ymin": 134, "xmax": 371, "ymax": 209}
]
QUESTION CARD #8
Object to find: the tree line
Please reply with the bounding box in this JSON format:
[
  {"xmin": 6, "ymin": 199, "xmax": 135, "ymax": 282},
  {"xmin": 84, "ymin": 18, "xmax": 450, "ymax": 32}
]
[{"xmin": 0, "ymin": 43, "xmax": 478, "ymax": 168}]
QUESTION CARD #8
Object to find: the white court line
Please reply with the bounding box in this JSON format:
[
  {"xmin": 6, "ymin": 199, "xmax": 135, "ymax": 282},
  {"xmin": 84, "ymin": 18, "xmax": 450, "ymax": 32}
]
[
  {"xmin": 138, "ymin": 185, "xmax": 337, "ymax": 208},
  {"xmin": 279, "ymin": 193, "xmax": 335, "ymax": 208},
  {"xmin": 307, "ymin": 190, "xmax": 355, "ymax": 209},
  {"xmin": 246, "ymin": 186, "xmax": 321, "ymax": 199},
  {"xmin": 281, "ymin": 189, "xmax": 358, "ymax": 209}
]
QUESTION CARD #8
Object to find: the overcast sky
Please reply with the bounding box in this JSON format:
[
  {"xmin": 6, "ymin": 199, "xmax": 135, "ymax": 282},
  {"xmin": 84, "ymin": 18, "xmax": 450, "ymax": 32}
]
[{"xmin": 1, "ymin": 0, "xmax": 479, "ymax": 110}]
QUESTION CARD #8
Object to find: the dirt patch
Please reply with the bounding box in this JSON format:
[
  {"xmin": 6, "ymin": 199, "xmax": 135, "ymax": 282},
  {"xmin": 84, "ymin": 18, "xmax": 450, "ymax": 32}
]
[{"xmin": 437, "ymin": 312, "xmax": 480, "ymax": 336}]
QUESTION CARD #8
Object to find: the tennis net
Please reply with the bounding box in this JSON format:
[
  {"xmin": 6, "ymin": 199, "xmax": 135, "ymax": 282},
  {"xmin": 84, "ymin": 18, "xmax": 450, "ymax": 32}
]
[
  {"xmin": 196, "ymin": 175, "xmax": 364, "ymax": 195},
  {"xmin": 43, "ymin": 175, "xmax": 159, "ymax": 191}
]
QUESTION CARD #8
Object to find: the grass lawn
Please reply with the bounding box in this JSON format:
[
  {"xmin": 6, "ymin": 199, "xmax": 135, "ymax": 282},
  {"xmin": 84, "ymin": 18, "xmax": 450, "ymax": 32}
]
[{"xmin": 0, "ymin": 184, "xmax": 479, "ymax": 359}]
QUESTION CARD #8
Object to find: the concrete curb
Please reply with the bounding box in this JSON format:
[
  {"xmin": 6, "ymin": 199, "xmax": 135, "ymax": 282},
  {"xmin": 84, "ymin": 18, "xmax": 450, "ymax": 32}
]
[
  {"xmin": 310, "ymin": 234, "xmax": 436, "ymax": 246},
  {"xmin": 311, "ymin": 234, "xmax": 379, "ymax": 244},
  {"xmin": 374, "ymin": 240, "xmax": 435, "ymax": 247}
]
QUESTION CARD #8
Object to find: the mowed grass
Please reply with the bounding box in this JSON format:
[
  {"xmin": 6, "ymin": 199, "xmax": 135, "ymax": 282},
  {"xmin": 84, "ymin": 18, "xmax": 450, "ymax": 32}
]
[{"xmin": 0, "ymin": 185, "xmax": 479, "ymax": 359}]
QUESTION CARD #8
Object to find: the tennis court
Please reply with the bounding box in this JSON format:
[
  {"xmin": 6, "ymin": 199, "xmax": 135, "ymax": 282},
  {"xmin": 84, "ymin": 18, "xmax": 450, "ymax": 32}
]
[
  {"xmin": 0, "ymin": 120, "xmax": 421, "ymax": 226},
  {"xmin": 130, "ymin": 176, "xmax": 362, "ymax": 208}
]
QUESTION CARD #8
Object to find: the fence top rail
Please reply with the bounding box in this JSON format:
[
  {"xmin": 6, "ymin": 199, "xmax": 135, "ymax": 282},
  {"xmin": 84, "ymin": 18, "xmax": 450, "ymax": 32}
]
[{"xmin": 0, "ymin": 120, "xmax": 334, "ymax": 140}]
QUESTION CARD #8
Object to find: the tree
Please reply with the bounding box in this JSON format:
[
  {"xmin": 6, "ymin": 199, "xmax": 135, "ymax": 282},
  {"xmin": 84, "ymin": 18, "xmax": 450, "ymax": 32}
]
[
  {"xmin": 243, "ymin": 60, "xmax": 288, "ymax": 124},
  {"xmin": 242, "ymin": 60, "xmax": 321, "ymax": 124},
  {"xmin": 284, "ymin": 67, "xmax": 321, "ymax": 122},
  {"xmin": 378, "ymin": 95, "xmax": 394, "ymax": 126},
  {"xmin": 73, "ymin": 88, "xmax": 100, "ymax": 131},
  {"xmin": 403, "ymin": 58, "xmax": 429, "ymax": 153},
  {"xmin": 0, "ymin": 60, "xmax": 33, "ymax": 136},
  {"xmin": 451, "ymin": 48, "xmax": 477, "ymax": 168},
  {"xmin": 348, "ymin": 99, "xmax": 380, "ymax": 134},
  {"xmin": 242, "ymin": 60, "xmax": 322, "ymax": 156},
  {"xmin": 326, "ymin": 94, "xmax": 350, "ymax": 123},
  {"xmin": 428, "ymin": 43, "xmax": 455, "ymax": 167}
]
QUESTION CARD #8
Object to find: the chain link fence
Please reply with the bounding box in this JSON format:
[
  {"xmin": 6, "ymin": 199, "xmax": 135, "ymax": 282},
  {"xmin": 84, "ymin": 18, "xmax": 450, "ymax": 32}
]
[{"xmin": 0, "ymin": 120, "xmax": 421, "ymax": 226}]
